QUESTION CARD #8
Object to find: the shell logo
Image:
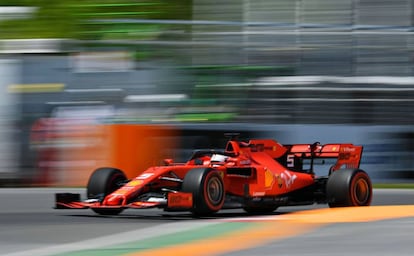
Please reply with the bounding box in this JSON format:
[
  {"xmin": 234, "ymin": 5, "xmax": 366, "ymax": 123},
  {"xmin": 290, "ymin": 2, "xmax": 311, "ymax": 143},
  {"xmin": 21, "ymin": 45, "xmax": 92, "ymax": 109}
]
[{"xmin": 276, "ymin": 174, "xmax": 283, "ymax": 188}]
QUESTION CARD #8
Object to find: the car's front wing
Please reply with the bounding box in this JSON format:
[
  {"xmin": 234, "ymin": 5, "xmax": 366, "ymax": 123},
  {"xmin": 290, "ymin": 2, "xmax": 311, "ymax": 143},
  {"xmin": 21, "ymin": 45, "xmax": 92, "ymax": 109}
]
[{"xmin": 55, "ymin": 192, "xmax": 193, "ymax": 210}]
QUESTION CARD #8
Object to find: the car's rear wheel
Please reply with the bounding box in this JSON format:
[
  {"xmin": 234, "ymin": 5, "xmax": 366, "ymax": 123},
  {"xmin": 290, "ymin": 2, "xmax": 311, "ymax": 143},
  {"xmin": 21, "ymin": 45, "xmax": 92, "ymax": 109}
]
[
  {"xmin": 327, "ymin": 169, "xmax": 372, "ymax": 207},
  {"xmin": 87, "ymin": 167, "xmax": 127, "ymax": 215},
  {"xmin": 182, "ymin": 168, "xmax": 225, "ymax": 216}
]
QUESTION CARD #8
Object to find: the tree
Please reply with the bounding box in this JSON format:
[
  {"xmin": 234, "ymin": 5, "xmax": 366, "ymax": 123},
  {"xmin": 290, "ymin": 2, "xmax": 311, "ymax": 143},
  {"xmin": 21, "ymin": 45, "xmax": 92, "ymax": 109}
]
[{"xmin": 0, "ymin": 0, "xmax": 192, "ymax": 39}]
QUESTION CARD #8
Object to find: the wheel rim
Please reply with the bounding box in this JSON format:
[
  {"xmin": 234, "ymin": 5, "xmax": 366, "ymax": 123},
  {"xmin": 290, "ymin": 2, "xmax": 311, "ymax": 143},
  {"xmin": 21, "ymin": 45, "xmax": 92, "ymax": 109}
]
[
  {"xmin": 353, "ymin": 177, "xmax": 370, "ymax": 205},
  {"xmin": 206, "ymin": 176, "xmax": 223, "ymax": 206}
]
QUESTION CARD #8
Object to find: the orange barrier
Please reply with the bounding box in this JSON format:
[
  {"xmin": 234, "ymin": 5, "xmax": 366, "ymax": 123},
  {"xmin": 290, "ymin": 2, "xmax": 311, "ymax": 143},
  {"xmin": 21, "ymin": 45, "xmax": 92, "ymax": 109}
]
[
  {"xmin": 101, "ymin": 124, "xmax": 179, "ymax": 180},
  {"xmin": 32, "ymin": 122, "xmax": 178, "ymax": 187}
]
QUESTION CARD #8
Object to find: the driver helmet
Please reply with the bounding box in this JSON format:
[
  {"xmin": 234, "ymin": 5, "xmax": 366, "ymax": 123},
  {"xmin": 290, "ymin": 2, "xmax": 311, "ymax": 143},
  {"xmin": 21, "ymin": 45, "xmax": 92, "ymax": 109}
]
[{"xmin": 210, "ymin": 154, "xmax": 229, "ymax": 163}]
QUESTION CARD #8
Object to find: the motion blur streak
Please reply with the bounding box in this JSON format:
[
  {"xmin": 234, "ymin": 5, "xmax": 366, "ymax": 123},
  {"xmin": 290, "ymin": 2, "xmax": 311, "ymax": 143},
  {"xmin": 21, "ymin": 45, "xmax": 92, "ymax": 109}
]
[
  {"xmin": 1, "ymin": 0, "xmax": 414, "ymax": 186},
  {"xmin": 282, "ymin": 205, "xmax": 414, "ymax": 223}
]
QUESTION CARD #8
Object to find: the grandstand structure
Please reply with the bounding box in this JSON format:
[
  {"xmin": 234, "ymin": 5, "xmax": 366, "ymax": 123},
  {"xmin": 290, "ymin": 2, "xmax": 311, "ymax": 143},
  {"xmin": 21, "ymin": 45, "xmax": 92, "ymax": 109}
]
[
  {"xmin": 192, "ymin": 0, "xmax": 414, "ymax": 76},
  {"xmin": 190, "ymin": 0, "xmax": 414, "ymax": 124}
]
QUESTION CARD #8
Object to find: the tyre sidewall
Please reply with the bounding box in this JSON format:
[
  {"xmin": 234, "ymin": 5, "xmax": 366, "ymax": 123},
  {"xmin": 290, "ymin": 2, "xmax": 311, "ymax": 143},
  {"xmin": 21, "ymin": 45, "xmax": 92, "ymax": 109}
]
[
  {"xmin": 327, "ymin": 169, "xmax": 372, "ymax": 207},
  {"xmin": 349, "ymin": 171, "xmax": 372, "ymax": 206},
  {"xmin": 182, "ymin": 168, "xmax": 225, "ymax": 215},
  {"xmin": 202, "ymin": 170, "xmax": 225, "ymax": 211}
]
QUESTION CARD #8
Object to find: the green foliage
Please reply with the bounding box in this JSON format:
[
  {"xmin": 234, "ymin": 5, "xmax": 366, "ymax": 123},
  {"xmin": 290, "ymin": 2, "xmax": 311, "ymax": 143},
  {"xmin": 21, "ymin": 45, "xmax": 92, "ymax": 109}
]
[
  {"xmin": 374, "ymin": 183, "xmax": 414, "ymax": 189},
  {"xmin": 0, "ymin": 0, "xmax": 192, "ymax": 39}
]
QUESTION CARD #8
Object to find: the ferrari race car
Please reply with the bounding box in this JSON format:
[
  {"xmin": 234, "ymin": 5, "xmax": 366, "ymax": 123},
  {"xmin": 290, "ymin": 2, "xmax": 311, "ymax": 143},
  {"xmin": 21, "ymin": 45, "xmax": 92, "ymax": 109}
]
[{"xmin": 55, "ymin": 135, "xmax": 372, "ymax": 216}]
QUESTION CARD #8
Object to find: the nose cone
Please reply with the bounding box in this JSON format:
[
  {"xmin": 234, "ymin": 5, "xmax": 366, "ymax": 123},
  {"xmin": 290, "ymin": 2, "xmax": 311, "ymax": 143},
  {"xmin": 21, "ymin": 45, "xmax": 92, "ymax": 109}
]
[{"xmin": 104, "ymin": 194, "xmax": 125, "ymax": 206}]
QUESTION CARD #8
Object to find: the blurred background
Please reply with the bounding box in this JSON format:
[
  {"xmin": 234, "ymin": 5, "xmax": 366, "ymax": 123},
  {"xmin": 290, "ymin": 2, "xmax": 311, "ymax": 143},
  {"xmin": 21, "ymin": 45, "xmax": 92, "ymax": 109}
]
[{"xmin": 0, "ymin": 0, "xmax": 413, "ymax": 186}]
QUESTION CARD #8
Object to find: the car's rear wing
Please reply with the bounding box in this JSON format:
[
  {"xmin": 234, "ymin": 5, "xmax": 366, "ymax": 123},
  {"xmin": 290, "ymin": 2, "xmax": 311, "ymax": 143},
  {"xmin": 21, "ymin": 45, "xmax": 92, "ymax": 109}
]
[
  {"xmin": 288, "ymin": 143, "xmax": 363, "ymax": 170},
  {"xmin": 231, "ymin": 139, "xmax": 363, "ymax": 171}
]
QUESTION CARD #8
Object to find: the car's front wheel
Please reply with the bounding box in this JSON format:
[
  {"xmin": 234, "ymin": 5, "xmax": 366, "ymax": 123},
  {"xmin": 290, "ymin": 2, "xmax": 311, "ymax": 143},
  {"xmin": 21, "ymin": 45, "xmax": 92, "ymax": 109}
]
[{"xmin": 87, "ymin": 167, "xmax": 127, "ymax": 215}]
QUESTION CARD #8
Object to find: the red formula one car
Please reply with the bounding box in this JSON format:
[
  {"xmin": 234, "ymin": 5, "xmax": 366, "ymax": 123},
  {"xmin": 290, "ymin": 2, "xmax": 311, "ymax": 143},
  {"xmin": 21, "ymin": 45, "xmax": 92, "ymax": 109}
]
[{"xmin": 55, "ymin": 135, "xmax": 372, "ymax": 216}]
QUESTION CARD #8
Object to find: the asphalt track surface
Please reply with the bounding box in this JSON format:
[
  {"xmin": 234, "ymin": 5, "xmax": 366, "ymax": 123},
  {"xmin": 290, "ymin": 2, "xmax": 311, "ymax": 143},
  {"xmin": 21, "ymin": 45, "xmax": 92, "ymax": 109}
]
[{"xmin": 1, "ymin": 188, "xmax": 414, "ymax": 256}]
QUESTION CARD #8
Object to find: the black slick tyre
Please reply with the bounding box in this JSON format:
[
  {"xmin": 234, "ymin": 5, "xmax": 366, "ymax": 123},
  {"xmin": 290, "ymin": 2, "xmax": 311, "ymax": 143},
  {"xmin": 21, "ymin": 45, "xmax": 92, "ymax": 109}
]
[
  {"xmin": 327, "ymin": 169, "xmax": 372, "ymax": 207},
  {"xmin": 87, "ymin": 167, "xmax": 127, "ymax": 215},
  {"xmin": 182, "ymin": 168, "xmax": 225, "ymax": 216}
]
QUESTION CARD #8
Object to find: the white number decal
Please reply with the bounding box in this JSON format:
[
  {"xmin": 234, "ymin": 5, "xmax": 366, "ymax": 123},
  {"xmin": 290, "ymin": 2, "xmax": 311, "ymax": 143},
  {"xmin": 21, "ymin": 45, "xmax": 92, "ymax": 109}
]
[
  {"xmin": 287, "ymin": 154, "xmax": 295, "ymax": 168},
  {"xmin": 138, "ymin": 173, "xmax": 154, "ymax": 179}
]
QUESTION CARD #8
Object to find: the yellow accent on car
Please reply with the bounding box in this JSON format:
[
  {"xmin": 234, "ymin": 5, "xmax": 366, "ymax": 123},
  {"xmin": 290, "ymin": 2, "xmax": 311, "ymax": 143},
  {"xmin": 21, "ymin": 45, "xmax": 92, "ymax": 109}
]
[
  {"xmin": 264, "ymin": 169, "xmax": 275, "ymax": 188},
  {"xmin": 128, "ymin": 180, "xmax": 143, "ymax": 186}
]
